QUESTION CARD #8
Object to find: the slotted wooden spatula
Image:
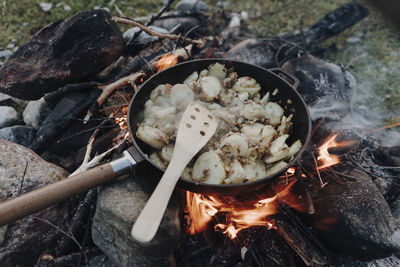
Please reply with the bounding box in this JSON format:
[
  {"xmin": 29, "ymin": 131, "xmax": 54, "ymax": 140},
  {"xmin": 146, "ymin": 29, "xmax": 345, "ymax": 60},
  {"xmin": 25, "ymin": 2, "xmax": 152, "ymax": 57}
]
[{"xmin": 131, "ymin": 101, "xmax": 219, "ymax": 243}]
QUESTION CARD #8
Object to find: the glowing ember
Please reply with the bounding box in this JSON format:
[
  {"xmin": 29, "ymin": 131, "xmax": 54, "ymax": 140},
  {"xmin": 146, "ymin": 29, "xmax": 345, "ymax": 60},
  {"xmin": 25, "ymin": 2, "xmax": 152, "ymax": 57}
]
[
  {"xmin": 317, "ymin": 133, "xmax": 355, "ymax": 170},
  {"xmin": 155, "ymin": 54, "xmax": 179, "ymax": 72},
  {"xmin": 186, "ymin": 180, "xmax": 299, "ymax": 239},
  {"xmin": 114, "ymin": 106, "xmax": 129, "ymax": 134}
]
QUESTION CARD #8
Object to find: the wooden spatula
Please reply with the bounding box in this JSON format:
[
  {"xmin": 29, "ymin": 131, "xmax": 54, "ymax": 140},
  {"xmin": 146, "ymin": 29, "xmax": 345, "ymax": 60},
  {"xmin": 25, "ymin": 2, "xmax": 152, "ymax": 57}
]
[{"xmin": 131, "ymin": 101, "xmax": 219, "ymax": 243}]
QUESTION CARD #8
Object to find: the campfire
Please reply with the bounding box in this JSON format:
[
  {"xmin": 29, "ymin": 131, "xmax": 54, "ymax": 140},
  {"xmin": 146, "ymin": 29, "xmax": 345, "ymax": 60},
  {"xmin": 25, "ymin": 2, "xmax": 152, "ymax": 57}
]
[
  {"xmin": 0, "ymin": 1, "xmax": 399, "ymax": 267},
  {"xmin": 185, "ymin": 133, "xmax": 352, "ymax": 240}
]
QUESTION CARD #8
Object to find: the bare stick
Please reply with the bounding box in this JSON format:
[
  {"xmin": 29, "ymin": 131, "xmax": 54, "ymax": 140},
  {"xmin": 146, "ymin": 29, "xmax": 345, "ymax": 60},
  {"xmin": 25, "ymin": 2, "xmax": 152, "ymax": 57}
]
[
  {"xmin": 81, "ymin": 113, "xmax": 115, "ymax": 165},
  {"xmin": 18, "ymin": 162, "xmax": 29, "ymax": 196},
  {"xmin": 33, "ymin": 216, "xmax": 82, "ymax": 250},
  {"xmin": 111, "ymin": 16, "xmax": 204, "ymax": 46},
  {"xmin": 70, "ymin": 139, "xmax": 126, "ymax": 176},
  {"xmin": 312, "ymin": 153, "xmax": 328, "ymax": 188},
  {"xmin": 97, "ymin": 71, "xmax": 145, "ymax": 107},
  {"xmin": 146, "ymin": 0, "xmax": 176, "ymax": 26}
]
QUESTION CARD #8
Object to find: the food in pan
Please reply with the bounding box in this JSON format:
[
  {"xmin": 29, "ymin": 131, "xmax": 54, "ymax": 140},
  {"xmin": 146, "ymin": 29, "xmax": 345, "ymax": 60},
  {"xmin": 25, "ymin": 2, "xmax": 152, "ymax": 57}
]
[{"xmin": 136, "ymin": 63, "xmax": 302, "ymax": 184}]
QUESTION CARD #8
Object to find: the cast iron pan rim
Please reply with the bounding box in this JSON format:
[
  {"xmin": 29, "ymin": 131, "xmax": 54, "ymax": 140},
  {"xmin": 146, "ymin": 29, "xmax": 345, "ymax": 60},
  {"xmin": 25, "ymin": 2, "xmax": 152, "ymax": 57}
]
[{"xmin": 127, "ymin": 58, "xmax": 312, "ymax": 189}]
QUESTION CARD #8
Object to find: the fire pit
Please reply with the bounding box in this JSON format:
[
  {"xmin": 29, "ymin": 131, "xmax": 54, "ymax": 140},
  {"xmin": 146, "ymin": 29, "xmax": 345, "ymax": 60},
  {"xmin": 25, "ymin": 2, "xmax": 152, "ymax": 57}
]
[{"xmin": 0, "ymin": 1, "xmax": 399, "ymax": 266}]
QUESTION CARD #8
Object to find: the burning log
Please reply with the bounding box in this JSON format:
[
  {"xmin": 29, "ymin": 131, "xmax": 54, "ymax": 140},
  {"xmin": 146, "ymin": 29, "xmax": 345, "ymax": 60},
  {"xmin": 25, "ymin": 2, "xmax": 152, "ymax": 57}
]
[{"xmin": 274, "ymin": 210, "xmax": 334, "ymax": 266}]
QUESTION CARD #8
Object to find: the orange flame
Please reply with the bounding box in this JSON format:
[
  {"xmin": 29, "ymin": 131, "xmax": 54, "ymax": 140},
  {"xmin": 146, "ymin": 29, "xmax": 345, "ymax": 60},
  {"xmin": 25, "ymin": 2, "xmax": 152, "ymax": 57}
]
[
  {"xmin": 317, "ymin": 133, "xmax": 355, "ymax": 170},
  {"xmin": 155, "ymin": 54, "xmax": 178, "ymax": 72},
  {"xmin": 186, "ymin": 180, "xmax": 299, "ymax": 239},
  {"xmin": 186, "ymin": 133, "xmax": 356, "ymax": 239}
]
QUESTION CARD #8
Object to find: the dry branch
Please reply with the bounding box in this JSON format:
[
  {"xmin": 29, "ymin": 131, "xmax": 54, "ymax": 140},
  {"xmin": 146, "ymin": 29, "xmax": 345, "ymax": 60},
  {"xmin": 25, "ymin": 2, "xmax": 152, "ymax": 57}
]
[
  {"xmin": 111, "ymin": 16, "xmax": 204, "ymax": 46},
  {"xmin": 70, "ymin": 138, "xmax": 127, "ymax": 176},
  {"xmin": 97, "ymin": 71, "xmax": 145, "ymax": 107}
]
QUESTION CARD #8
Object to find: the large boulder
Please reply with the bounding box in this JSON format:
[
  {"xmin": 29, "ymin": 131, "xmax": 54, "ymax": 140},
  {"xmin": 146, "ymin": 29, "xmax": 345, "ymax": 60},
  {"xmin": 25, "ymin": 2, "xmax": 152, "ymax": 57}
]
[
  {"xmin": 92, "ymin": 174, "xmax": 181, "ymax": 267},
  {"xmin": 0, "ymin": 140, "xmax": 73, "ymax": 266},
  {"xmin": 0, "ymin": 10, "xmax": 123, "ymax": 100}
]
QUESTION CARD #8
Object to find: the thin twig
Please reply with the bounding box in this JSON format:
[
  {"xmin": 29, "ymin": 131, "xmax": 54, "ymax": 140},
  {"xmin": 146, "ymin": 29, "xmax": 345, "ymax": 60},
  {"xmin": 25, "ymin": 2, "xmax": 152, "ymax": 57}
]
[
  {"xmin": 56, "ymin": 124, "xmax": 117, "ymax": 143},
  {"xmin": 146, "ymin": 0, "xmax": 176, "ymax": 26},
  {"xmin": 129, "ymin": 0, "xmax": 176, "ymax": 43},
  {"xmin": 33, "ymin": 216, "xmax": 82, "ymax": 250},
  {"xmin": 82, "ymin": 113, "xmax": 115, "ymax": 165},
  {"xmin": 18, "ymin": 162, "xmax": 28, "ymax": 196},
  {"xmin": 111, "ymin": 16, "xmax": 204, "ymax": 46},
  {"xmin": 312, "ymin": 153, "xmax": 328, "ymax": 188}
]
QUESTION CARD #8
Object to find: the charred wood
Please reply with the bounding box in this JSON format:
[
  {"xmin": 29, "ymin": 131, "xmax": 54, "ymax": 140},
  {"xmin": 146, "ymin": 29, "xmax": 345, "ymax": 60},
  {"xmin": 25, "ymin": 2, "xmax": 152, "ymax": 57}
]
[
  {"xmin": 30, "ymin": 90, "xmax": 99, "ymax": 154},
  {"xmin": 44, "ymin": 82, "xmax": 101, "ymax": 102},
  {"xmin": 54, "ymin": 190, "xmax": 97, "ymax": 257},
  {"xmin": 58, "ymin": 126, "xmax": 120, "ymax": 172},
  {"xmin": 274, "ymin": 209, "xmax": 335, "ymax": 267},
  {"xmin": 225, "ymin": 1, "xmax": 369, "ymax": 68}
]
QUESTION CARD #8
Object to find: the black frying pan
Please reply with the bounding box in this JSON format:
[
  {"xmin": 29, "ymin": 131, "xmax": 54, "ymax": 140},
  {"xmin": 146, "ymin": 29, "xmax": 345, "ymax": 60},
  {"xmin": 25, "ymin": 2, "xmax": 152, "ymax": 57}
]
[
  {"xmin": 0, "ymin": 59, "xmax": 311, "ymax": 227},
  {"xmin": 127, "ymin": 59, "xmax": 311, "ymax": 195}
]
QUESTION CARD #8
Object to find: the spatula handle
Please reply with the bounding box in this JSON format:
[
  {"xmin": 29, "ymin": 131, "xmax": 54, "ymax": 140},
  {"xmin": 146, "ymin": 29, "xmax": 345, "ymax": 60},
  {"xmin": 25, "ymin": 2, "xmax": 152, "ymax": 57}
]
[
  {"xmin": 131, "ymin": 156, "xmax": 188, "ymax": 243},
  {"xmin": 0, "ymin": 153, "xmax": 135, "ymax": 227},
  {"xmin": 0, "ymin": 163, "xmax": 116, "ymax": 227}
]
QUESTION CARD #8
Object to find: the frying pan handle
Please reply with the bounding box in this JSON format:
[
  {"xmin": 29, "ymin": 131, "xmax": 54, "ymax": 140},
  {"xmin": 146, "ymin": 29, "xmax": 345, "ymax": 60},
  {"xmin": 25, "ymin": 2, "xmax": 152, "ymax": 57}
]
[
  {"xmin": 0, "ymin": 151, "xmax": 137, "ymax": 227},
  {"xmin": 269, "ymin": 68, "xmax": 300, "ymax": 90}
]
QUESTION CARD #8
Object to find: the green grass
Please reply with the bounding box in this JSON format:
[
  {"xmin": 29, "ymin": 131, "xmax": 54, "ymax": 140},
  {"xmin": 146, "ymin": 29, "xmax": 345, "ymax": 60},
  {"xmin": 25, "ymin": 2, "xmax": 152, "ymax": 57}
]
[{"xmin": 0, "ymin": 0, "xmax": 164, "ymax": 48}]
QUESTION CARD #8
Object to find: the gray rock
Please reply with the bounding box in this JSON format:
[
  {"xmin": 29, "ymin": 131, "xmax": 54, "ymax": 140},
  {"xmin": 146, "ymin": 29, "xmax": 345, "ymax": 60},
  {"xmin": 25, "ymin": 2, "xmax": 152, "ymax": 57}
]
[
  {"xmin": 175, "ymin": 0, "xmax": 209, "ymax": 12},
  {"xmin": 0, "ymin": 10, "xmax": 123, "ymax": 100},
  {"xmin": 0, "ymin": 92, "xmax": 26, "ymax": 109},
  {"xmin": 0, "ymin": 106, "xmax": 19, "ymax": 128},
  {"xmin": 39, "ymin": 2, "xmax": 53, "ymax": 12},
  {"xmin": 87, "ymin": 254, "xmax": 117, "ymax": 267},
  {"xmin": 282, "ymin": 54, "xmax": 356, "ymax": 102},
  {"xmin": 282, "ymin": 54, "xmax": 356, "ymax": 120},
  {"xmin": 0, "ymin": 139, "xmax": 72, "ymax": 266},
  {"xmin": 23, "ymin": 97, "xmax": 52, "ymax": 129},
  {"xmin": 0, "ymin": 50, "xmax": 12, "ymax": 60},
  {"xmin": 0, "ymin": 125, "xmax": 35, "ymax": 147},
  {"xmin": 123, "ymin": 26, "xmax": 168, "ymax": 55},
  {"xmin": 304, "ymin": 168, "xmax": 400, "ymax": 259},
  {"xmin": 0, "ymin": 93, "xmax": 11, "ymax": 103},
  {"xmin": 154, "ymin": 17, "xmax": 200, "ymax": 35},
  {"xmin": 347, "ymin": 36, "xmax": 361, "ymax": 44},
  {"xmin": 92, "ymin": 175, "xmax": 181, "ymax": 267}
]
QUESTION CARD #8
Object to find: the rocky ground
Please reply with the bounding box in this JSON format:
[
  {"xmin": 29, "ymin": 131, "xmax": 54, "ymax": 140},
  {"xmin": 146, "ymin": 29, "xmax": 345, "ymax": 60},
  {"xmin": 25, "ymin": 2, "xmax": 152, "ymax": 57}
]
[{"xmin": 0, "ymin": 0, "xmax": 399, "ymax": 266}]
